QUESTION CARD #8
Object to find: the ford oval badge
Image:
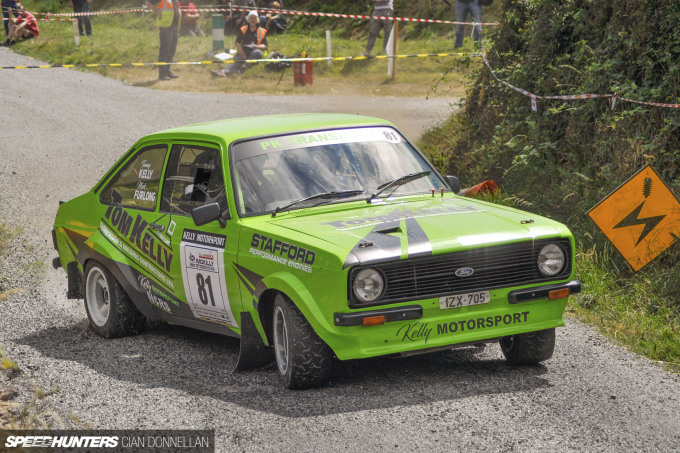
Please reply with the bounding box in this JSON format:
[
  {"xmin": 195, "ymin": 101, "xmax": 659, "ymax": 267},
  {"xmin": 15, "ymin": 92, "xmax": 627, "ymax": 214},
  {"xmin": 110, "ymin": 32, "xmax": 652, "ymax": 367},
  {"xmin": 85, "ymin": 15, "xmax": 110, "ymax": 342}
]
[{"xmin": 455, "ymin": 267, "xmax": 475, "ymax": 277}]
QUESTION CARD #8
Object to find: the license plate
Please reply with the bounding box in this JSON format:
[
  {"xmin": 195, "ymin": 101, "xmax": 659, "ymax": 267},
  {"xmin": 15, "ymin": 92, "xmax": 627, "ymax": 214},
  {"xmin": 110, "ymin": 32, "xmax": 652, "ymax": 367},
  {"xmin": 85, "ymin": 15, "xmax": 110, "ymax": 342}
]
[{"xmin": 439, "ymin": 291, "xmax": 490, "ymax": 309}]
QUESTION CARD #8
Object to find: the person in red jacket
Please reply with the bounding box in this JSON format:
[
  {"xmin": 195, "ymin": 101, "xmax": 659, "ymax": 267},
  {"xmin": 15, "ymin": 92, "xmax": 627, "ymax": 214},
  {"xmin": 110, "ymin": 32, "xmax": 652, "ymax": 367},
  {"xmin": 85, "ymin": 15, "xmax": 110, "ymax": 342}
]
[
  {"xmin": 4, "ymin": 3, "xmax": 38, "ymax": 46},
  {"xmin": 179, "ymin": 1, "xmax": 204, "ymax": 37}
]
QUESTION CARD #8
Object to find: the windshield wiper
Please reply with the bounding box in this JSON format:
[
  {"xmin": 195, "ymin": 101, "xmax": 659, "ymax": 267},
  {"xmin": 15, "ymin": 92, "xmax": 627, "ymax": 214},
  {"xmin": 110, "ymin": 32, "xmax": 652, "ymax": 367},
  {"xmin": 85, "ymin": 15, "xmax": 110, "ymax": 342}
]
[
  {"xmin": 367, "ymin": 171, "xmax": 431, "ymax": 202},
  {"xmin": 272, "ymin": 190, "xmax": 365, "ymax": 217}
]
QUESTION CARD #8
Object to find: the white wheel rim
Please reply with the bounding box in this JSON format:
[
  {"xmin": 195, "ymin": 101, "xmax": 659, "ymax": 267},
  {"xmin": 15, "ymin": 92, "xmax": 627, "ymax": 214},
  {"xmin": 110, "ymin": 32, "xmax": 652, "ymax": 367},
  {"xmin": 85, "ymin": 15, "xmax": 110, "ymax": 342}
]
[
  {"xmin": 273, "ymin": 305, "xmax": 289, "ymax": 375},
  {"xmin": 86, "ymin": 267, "xmax": 110, "ymax": 327}
]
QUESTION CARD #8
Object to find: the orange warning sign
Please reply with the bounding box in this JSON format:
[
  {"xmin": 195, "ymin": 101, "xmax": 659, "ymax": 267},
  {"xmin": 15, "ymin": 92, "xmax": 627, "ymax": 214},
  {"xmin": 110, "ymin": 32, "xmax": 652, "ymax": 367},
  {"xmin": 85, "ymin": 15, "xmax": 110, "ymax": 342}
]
[{"xmin": 588, "ymin": 165, "xmax": 680, "ymax": 271}]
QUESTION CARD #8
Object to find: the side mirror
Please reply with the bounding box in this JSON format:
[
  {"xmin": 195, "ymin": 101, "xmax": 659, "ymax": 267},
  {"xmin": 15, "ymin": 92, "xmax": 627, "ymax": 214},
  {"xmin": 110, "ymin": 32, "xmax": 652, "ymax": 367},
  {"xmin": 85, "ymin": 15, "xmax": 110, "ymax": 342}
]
[
  {"xmin": 445, "ymin": 175, "xmax": 461, "ymax": 194},
  {"xmin": 192, "ymin": 203, "xmax": 225, "ymax": 227}
]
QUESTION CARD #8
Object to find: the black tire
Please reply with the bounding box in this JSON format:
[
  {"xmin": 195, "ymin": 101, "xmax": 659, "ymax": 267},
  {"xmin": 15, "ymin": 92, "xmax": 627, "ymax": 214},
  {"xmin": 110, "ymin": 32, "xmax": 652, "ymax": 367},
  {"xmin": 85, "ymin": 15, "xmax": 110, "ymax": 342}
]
[
  {"xmin": 500, "ymin": 328, "xmax": 556, "ymax": 365},
  {"xmin": 272, "ymin": 293, "xmax": 332, "ymax": 389},
  {"xmin": 84, "ymin": 261, "xmax": 145, "ymax": 339}
]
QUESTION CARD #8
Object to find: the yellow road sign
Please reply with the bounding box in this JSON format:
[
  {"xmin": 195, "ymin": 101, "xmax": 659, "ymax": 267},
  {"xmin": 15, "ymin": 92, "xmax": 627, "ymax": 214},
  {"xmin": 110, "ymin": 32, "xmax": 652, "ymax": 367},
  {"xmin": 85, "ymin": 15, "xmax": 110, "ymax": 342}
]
[{"xmin": 588, "ymin": 165, "xmax": 680, "ymax": 271}]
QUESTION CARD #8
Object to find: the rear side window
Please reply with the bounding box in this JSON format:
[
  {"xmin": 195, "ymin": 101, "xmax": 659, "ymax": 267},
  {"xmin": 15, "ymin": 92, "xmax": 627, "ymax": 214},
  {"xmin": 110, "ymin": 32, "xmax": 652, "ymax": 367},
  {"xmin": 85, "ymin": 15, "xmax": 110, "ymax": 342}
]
[
  {"xmin": 100, "ymin": 145, "xmax": 167, "ymax": 211},
  {"xmin": 160, "ymin": 145, "xmax": 227, "ymax": 216}
]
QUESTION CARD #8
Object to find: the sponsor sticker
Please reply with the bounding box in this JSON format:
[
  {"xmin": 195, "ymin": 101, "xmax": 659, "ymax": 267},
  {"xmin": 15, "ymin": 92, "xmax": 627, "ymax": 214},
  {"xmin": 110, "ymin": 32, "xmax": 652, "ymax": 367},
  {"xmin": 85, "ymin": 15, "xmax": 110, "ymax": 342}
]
[
  {"xmin": 249, "ymin": 233, "xmax": 315, "ymax": 273},
  {"xmin": 180, "ymin": 230, "xmax": 236, "ymax": 327},
  {"xmin": 394, "ymin": 312, "xmax": 531, "ymax": 344}
]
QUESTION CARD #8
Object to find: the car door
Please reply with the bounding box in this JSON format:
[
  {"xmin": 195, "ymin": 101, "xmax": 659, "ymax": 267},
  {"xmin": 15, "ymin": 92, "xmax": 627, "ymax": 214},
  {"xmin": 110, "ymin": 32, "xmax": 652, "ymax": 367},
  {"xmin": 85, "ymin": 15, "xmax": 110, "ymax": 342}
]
[
  {"xmin": 157, "ymin": 143, "xmax": 241, "ymax": 332},
  {"xmin": 98, "ymin": 144, "xmax": 181, "ymax": 316}
]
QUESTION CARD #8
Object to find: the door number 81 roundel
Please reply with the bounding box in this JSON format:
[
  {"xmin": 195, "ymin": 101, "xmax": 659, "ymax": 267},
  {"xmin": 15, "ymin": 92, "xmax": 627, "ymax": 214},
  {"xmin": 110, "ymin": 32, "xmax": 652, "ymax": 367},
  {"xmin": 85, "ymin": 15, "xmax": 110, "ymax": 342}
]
[{"xmin": 180, "ymin": 231, "xmax": 237, "ymax": 327}]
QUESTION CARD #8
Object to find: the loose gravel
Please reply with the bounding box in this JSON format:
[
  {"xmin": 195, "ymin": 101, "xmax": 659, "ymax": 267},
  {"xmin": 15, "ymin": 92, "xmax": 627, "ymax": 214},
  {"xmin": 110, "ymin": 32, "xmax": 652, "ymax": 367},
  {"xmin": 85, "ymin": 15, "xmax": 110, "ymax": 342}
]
[{"xmin": 1, "ymin": 48, "xmax": 679, "ymax": 452}]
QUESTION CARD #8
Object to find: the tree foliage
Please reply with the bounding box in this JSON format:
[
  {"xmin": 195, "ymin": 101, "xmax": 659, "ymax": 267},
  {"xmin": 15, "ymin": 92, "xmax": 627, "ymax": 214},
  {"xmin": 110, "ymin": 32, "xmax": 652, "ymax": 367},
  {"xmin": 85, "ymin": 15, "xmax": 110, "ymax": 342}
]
[{"xmin": 431, "ymin": 0, "xmax": 680, "ymax": 229}]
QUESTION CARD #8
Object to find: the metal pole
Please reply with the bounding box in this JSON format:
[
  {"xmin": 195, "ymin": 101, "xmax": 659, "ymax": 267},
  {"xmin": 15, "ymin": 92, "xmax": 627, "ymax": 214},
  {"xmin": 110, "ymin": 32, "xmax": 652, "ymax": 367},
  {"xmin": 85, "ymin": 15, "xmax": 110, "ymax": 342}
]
[
  {"xmin": 326, "ymin": 30, "xmax": 332, "ymax": 67},
  {"xmin": 392, "ymin": 20, "xmax": 398, "ymax": 81},
  {"xmin": 72, "ymin": 20, "xmax": 80, "ymax": 46}
]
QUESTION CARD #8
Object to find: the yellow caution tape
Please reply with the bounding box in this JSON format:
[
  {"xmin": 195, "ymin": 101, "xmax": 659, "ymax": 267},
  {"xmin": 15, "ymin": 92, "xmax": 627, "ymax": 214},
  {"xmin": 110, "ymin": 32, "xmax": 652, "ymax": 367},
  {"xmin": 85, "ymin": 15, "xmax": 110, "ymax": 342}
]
[{"xmin": 0, "ymin": 53, "xmax": 481, "ymax": 70}]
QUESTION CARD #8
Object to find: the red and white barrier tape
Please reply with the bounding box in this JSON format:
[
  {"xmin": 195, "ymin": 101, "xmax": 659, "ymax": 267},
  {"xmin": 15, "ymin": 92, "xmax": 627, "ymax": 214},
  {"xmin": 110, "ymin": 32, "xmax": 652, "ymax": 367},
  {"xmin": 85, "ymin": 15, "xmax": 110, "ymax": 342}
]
[
  {"xmin": 193, "ymin": 6, "xmax": 499, "ymax": 26},
  {"xmin": 2, "ymin": 16, "xmax": 75, "ymax": 22},
  {"xmin": 615, "ymin": 95, "xmax": 680, "ymax": 109},
  {"xmin": 38, "ymin": 6, "xmax": 498, "ymax": 26},
  {"xmin": 34, "ymin": 8, "xmax": 147, "ymax": 17},
  {"xmin": 483, "ymin": 56, "xmax": 679, "ymax": 111}
]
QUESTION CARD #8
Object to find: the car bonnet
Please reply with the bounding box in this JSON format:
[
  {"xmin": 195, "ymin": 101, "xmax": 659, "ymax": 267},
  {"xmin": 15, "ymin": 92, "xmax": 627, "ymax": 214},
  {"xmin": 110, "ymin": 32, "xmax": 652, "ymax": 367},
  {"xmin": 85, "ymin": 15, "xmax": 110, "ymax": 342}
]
[{"xmin": 263, "ymin": 196, "xmax": 566, "ymax": 268}]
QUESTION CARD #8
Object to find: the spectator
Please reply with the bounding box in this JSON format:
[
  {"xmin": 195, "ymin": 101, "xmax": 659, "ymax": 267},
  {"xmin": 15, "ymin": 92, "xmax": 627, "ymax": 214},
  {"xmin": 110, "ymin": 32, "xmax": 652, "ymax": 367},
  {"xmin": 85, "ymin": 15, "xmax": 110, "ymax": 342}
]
[
  {"xmin": 220, "ymin": 0, "xmax": 255, "ymax": 36},
  {"xmin": 1, "ymin": 0, "xmax": 19, "ymax": 37},
  {"xmin": 211, "ymin": 10, "xmax": 267, "ymax": 77},
  {"xmin": 4, "ymin": 3, "xmax": 38, "ymax": 46},
  {"xmin": 258, "ymin": 0, "xmax": 283, "ymax": 7},
  {"xmin": 363, "ymin": 0, "xmax": 394, "ymax": 57},
  {"xmin": 454, "ymin": 0, "xmax": 481, "ymax": 48},
  {"xmin": 259, "ymin": 1, "xmax": 286, "ymax": 34},
  {"xmin": 70, "ymin": 0, "xmax": 92, "ymax": 36},
  {"xmin": 179, "ymin": 1, "xmax": 205, "ymax": 37},
  {"xmin": 145, "ymin": 0, "xmax": 180, "ymax": 81}
]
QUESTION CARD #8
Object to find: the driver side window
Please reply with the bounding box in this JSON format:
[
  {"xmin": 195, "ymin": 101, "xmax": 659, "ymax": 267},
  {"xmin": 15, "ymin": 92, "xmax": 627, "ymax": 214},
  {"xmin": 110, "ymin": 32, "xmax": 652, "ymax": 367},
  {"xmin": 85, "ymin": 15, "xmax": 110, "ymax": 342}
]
[
  {"xmin": 160, "ymin": 145, "xmax": 227, "ymax": 216},
  {"xmin": 100, "ymin": 145, "xmax": 167, "ymax": 211}
]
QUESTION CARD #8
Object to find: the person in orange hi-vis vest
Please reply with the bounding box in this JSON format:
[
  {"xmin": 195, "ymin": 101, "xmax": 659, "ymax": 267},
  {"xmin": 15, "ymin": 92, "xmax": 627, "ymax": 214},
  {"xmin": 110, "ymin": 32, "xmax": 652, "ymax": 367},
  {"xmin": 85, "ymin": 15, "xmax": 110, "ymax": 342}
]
[
  {"xmin": 145, "ymin": 0, "xmax": 180, "ymax": 80},
  {"xmin": 212, "ymin": 10, "xmax": 268, "ymax": 77}
]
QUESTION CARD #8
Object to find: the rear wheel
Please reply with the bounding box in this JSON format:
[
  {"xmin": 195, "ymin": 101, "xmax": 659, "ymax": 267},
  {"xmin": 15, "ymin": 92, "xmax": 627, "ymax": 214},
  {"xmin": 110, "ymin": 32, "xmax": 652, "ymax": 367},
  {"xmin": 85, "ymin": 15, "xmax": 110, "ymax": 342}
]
[
  {"xmin": 500, "ymin": 328, "xmax": 556, "ymax": 365},
  {"xmin": 84, "ymin": 261, "xmax": 145, "ymax": 338},
  {"xmin": 272, "ymin": 293, "xmax": 332, "ymax": 389}
]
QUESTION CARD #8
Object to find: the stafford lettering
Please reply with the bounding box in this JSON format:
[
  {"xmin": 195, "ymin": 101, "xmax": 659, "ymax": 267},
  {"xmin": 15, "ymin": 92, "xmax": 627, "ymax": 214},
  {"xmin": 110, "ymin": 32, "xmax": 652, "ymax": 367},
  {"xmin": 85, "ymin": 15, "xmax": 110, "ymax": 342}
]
[{"xmin": 250, "ymin": 233, "xmax": 315, "ymax": 265}]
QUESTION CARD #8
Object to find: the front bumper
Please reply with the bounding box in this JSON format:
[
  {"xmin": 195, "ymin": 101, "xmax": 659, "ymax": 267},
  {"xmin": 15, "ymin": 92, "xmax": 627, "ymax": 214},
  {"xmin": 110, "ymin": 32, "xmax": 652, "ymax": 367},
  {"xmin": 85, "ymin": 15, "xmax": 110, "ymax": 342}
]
[{"xmin": 326, "ymin": 280, "xmax": 581, "ymax": 360}]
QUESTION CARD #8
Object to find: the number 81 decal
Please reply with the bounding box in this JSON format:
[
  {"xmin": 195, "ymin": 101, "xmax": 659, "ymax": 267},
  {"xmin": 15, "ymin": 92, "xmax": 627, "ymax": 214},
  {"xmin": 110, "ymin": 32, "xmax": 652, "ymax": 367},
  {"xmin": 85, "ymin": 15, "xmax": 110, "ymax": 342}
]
[
  {"xmin": 196, "ymin": 273, "xmax": 215, "ymax": 306},
  {"xmin": 180, "ymin": 239, "xmax": 237, "ymax": 327}
]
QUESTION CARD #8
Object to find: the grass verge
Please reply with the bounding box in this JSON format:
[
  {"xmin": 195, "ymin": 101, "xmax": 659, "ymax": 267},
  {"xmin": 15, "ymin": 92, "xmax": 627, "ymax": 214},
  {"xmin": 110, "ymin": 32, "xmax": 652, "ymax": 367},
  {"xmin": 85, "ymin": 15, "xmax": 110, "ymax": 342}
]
[
  {"xmin": 10, "ymin": 9, "xmax": 485, "ymax": 97},
  {"xmin": 569, "ymin": 247, "xmax": 680, "ymax": 372}
]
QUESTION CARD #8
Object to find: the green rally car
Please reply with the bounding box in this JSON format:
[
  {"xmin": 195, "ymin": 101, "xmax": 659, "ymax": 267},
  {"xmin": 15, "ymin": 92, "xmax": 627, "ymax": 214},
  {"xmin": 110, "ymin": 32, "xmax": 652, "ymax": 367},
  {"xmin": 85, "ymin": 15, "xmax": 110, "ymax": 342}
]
[{"xmin": 52, "ymin": 114, "xmax": 581, "ymax": 389}]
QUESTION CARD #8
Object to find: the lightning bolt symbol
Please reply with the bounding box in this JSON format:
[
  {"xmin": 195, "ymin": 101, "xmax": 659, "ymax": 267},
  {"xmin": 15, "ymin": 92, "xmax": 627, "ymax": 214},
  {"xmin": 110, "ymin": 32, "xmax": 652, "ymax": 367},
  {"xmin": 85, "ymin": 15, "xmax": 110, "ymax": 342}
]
[{"xmin": 613, "ymin": 201, "xmax": 666, "ymax": 245}]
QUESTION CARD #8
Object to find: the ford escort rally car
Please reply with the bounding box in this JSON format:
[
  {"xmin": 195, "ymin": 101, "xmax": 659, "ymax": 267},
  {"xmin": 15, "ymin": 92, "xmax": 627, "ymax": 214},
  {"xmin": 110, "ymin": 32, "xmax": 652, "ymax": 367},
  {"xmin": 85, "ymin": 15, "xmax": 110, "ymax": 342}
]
[{"xmin": 52, "ymin": 114, "xmax": 581, "ymax": 389}]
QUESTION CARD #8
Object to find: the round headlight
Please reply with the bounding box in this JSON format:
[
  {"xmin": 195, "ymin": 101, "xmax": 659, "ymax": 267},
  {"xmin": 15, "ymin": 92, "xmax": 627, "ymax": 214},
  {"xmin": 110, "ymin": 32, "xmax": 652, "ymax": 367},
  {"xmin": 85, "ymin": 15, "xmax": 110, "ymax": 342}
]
[
  {"xmin": 537, "ymin": 244, "xmax": 566, "ymax": 277},
  {"xmin": 353, "ymin": 268, "xmax": 385, "ymax": 303}
]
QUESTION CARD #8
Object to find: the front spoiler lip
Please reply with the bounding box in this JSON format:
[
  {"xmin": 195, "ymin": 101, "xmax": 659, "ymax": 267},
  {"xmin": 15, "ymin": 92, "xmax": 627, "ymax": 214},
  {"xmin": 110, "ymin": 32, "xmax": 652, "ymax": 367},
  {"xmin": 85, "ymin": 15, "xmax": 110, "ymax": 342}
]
[
  {"xmin": 334, "ymin": 305, "xmax": 423, "ymax": 327},
  {"xmin": 508, "ymin": 280, "xmax": 582, "ymax": 304}
]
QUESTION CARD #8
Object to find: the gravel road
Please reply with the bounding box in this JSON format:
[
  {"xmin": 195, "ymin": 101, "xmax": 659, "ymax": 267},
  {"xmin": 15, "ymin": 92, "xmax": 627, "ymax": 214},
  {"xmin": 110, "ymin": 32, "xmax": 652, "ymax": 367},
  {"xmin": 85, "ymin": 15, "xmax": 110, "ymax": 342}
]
[{"xmin": 1, "ymin": 49, "xmax": 679, "ymax": 452}]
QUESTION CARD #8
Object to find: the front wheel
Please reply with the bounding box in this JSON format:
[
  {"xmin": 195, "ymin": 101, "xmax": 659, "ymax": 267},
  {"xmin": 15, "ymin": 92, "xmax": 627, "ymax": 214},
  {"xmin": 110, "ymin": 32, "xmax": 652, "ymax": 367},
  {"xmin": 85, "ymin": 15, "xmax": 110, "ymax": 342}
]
[
  {"xmin": 272, "ymin": 293, "xmax": 332, "ymax": 389},
  {"xmin": 500, "ymin": 328, "xmax": 556, "ymax": 365},
  {"xmin": 84, "ymin": 261, "xmax": 145, "ymax": 339}
]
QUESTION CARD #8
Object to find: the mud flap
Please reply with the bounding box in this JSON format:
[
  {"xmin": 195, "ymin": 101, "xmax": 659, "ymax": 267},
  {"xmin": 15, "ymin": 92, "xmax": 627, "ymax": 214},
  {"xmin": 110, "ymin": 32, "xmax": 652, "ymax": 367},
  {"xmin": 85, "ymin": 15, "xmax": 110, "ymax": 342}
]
[
  {"xmin": 67, "ymin": 261, "xmax": 83, "ymax": 299},
  {"xmin": 234, "ymin": 312, "xmax": 274, "ymax": 371}
]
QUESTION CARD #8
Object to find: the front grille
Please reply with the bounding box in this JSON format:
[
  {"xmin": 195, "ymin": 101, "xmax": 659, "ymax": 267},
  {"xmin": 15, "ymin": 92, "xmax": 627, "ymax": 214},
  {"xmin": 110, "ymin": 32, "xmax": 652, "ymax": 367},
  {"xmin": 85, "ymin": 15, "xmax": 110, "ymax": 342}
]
[{"xmin": 349, "ymin": 238, "xmax": 572, "ymax": 307}]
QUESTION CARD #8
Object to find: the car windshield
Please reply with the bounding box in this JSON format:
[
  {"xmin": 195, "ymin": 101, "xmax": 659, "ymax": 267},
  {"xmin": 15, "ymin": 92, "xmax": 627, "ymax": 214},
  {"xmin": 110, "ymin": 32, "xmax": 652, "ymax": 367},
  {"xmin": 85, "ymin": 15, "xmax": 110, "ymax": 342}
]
[{"xmin": 231, "ymin": 127, "xmax": 447, "ymax": 217}]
